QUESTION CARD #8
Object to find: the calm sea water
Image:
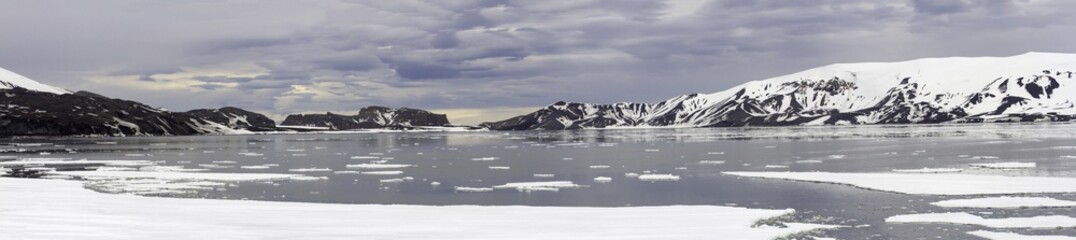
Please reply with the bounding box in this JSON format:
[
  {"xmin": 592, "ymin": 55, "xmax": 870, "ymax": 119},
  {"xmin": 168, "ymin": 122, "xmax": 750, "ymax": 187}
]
[{"xmin": 7, "ymin": 123, "xmax": 1076, "ymax": 239}]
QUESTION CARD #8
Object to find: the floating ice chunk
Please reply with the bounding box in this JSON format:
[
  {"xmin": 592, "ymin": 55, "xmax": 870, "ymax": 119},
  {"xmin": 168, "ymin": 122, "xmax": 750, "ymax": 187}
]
[
  {"xmin": 212, "ymin": 161, "xmax": 237, "ymax": 164},
  {"xmin": 891, "ymin": 168, "xmax": 963, "ymax": 173},
  {"xmin": 886, "ymin": 212, "xmax": 1076, "ymax": 228},
  {"xmin": 970, "ymin": 162, "xmax": 1036, "ymax": 169},
  {"xmin": 240, "ymin": 165, "xmax": 273, "ymax": 169},
  {"xmin": 707, "ymin": 152, "xmax": 725, "ymax": 155},
  {"xmin": 724, "ymin": 171, "xmax": 1076, "ymax": 195},
  {"xmin": 967, "ymin": 230, "xmax": 1076, "ymax": 240},
  {"xmin": 764, "ymin": 165, "xmax": 789, "ymax": 169},
  {"xmin": 346, "ymin": 164, "xmax": 413, "ymax": 169},
  {"xmin": 380, "ymin": 177, "xmax": 414, "ymax": 183},
  {"xmin": 95, "ymin": 141, "xmax": 118, "ymax": 145},
  {"xmin": 561, "ymin": 158, "xmax": 574, "ymax": 161},
  {"xmin": 624, "ymin": 172, "xmax": 640, "ymax": 178},
  {"xmin": 350, "ymin": 156, "xmax": 380, "ymax": 160},
  {"xmin": 140, "ymin": 166, "xmax": 208, "ymax": 172},
  {"xmin": 827, "ymin": 155, "xmax": 846, "ymax": 159},
  {"xmin": 932, "ymin": 197, "xmax": 1076, "ymax": 209},
  {"xmin": 533, "ymin": 174, "xmax": 555, "ymax": 178},
  {"xmin": 197, "ymin": 164, "xmax": 234, "ymax": 169},
  {"xmin": 971, "ymin": 156, "xmax": 1000, "ymax": 160},
  {"xmin": 285, "ymin": 149, "xmax": 306, "ymax": 152},
  {"xmin": 333, "ymin": 171, "xmax": 361, "ymax": 175},
  {"xmin": 594, "ymin": 176, "xmax": 612, "ymax": 183},
  {"xmin": 454, "ymin": 186, "xmax": 494, "ymax": 193},
  {"xmin": 638, "ymin": 174, "xmax": 680, "ymax": 182},
  {"xmin": 471, "ymin": 157, "xmax": 500, "ymax": 161},
  {"xmin": 430, "ymin": 181, "xmax": 440, "ymax": 186},
  {"xmin": 290, "ymin": 176, "xmax": 329, "ymax": 181},
  {"xmin": 361, "ymin": 171, "xmax": 404, "ymax": 175},
  {"xmin": 92, "ymin": 167, "xmax": 138, "ymax": 171},
  {"xmin": 589, "ymin": 165, "xmax": 610, "ymax": 169},
  {"xmin": 493, "ymin": 181, "xmax": 582, "ymax": 192},
  {"xmin": 125, "ymin": 154, "xmax": 148, "ymax": 157},
  {"xmin": 644, "ymin": 149, "xmax": 660, "ymax": 152},
  {"xmin": 488, "ymin": 166, "xmax": 510, "ymax": 170},
  {"xmin": 288, "ymin": 168, "xmax": 332, "ymax": 173},
  {"xmin": 1062, "ymin": 156, "xmax": 1076, "ymax": 159},
  {"xmin": 698, "ymin": 160, "xmax": 726, "ymax": 165},
  {"xmin": 795, "ymin": 160, "xmax": 823, "ymax": 164},
  {"xmin": 238, "ymin": 152, "xmax": 264, "ymax": 157}
]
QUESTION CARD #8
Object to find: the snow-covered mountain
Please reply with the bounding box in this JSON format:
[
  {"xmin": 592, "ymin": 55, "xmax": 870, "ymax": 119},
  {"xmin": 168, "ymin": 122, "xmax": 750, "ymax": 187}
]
[
  {"xmin": 281, "ymin": 106, "xmax": 451, "ymax": 130},
  {"xmin": 0, "ymin": 67, "xmax": 276, "ymax": 136},
  {"xmin": 0, "ymin": 67, "xmax": 71, "ymax": 95},
  {"xmin": 482, "ymin": 52, "xmax": 1076, "ymax": 130}
]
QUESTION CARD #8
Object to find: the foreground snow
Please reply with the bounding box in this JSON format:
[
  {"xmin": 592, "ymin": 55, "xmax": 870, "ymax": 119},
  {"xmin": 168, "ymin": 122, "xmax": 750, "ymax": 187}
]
[
  {"xmin": 0, "ymin": 178, "xmax": 833, "ymax": 240},
  {"xmin": 885, "ymin": 212, "xmax": 1076, "ymax": 228},
  {"xmin": 723, "ymin": 172, "xmax": 1076, "ymax": 195},
  {"xmin": 932, "ymin": 197, "xmax": 1076, "ymax": 209}
]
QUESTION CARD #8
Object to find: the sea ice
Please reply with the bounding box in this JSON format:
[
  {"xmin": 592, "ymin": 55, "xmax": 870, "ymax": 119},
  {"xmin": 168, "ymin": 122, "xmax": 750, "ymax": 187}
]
[
  {"xmin": 970, "ymin": 162, "xmax": 1037, "ymax": 169},
  {"xmin": 891, "ymin": 168, "xmax": 963, "ymax": 173},
  {"xmin": 968, "ymin": 230, "xmax": 1076, "ymax": 240},
  {"xmin": 346, "ymin": 164, "xmax": 413, "ymax": 169},
  {"xmin": 931, "ymin": 197, "xmax": 1076, "ymax": 208},
  {"xmin": 724, "ymin": 171, "xmax": 1076, "ymax": 195},
  {"xmin": 886, "ymin": 212, "xmax": 1076, "ymax": 228},
  {"xmin": 637, "ymin": 174, "xmax": 681, "ymax": 182}
]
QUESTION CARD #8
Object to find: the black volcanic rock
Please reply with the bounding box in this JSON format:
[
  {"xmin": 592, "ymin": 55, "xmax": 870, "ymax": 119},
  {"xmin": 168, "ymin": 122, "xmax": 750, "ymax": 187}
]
[
  {"xmin": 280, "ymin": 106, "xmax": 450, "ymax": 130},
  {"xmin": 0, "ymin": 88, "xmax": 238, "ymax": 136},
  {"xmin": 186, "ymin": 107, "xmax": 277, "ymax": 130}
]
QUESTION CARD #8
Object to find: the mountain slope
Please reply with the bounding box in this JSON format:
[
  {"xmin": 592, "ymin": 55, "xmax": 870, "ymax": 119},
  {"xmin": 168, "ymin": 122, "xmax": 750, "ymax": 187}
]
[
  {"xmin": 0, "ymin": 67, "xmax": 71, "ymax": 95},
  {"xmin": 482, "ymin": 52, "xmax": 1076, "ymax": 130},
  {"xmin": 281, "ymin": 106, "xmax": 450, "ymax": 130},
  {"xmin": 0, "ymin": 67, "xmax": 275, "ymax": 136}
]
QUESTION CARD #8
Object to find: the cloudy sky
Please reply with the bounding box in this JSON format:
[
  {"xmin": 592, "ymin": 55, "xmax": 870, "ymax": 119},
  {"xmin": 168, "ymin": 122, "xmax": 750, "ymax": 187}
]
[{"xmin": 2, "ymin": 0, "xmax": 1075, "ymax": 125}]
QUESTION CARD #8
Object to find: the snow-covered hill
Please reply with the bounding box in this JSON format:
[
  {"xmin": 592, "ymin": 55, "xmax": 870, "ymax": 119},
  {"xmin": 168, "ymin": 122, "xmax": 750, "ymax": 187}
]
[{"xmin": 482, "ymin": 52, "xmax": 1076, "ymax": 130}]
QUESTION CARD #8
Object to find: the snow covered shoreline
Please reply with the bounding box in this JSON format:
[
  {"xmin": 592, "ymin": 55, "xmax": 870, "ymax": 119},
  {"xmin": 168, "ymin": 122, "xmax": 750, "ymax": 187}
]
[{"xmin": 0, "ymin": 178, "xmax": 834, "ymax": 239}]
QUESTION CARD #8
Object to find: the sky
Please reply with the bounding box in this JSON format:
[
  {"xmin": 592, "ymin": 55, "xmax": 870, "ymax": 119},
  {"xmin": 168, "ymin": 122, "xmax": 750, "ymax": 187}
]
[{"xmin": 2, "ymin": 0, "xmax": 1076, "ymax": 125}]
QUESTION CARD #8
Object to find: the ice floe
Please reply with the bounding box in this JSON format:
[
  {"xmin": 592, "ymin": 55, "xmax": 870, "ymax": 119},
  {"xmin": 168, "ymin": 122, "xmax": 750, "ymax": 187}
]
[
  {"xmin": 593, "ymin": 176, "xmax": 612, "ymax": 183},
  {"xmin": 470, "ymin": 157, "xmax": 500, "ymax": 161},
  {"xmin": 886, "ymin": 212, "xmax": 1076, "ymax": 228},
  {"xmin": 931, "ymin": 197, "xmax": 1076, "ymax": 208},
  {"xmin": 698, "ymin": 160, "xmax": 726, "ymax": 165},
  {"xmin": 891, "ymin": 168, "xmax": 963, "ymax": 173},
  {"xmin": 723, "ymin": 171, "xmax": 1076, "ymax": 195},
  {"xmin": 970, "ymin": 162, "xmax": 1037, "ymax": 169},
  {"xmin": 288, "ymin": 168, "xmax": 332, "ymax": 172},
  {"xmin": 968, "ymin": 230, "xmax": 1076, "ymax": 240},
  {"xmin": 454, "ymin": 186, "xmax": 494, "ymax": 193},
  {"xmin": 345, "ymin": 164, "xmax": 413, "ymax": 169},
  {"xmin": 360, "ymin": 171, "xmax": 404, "ymax": 175},
  {"xmin": 488, "ymin": 166, "xmax": 510, "ymax": 170},
  {"xmin": 492, "ymin": 181, "xmax": 582, "ymax": 192},
  {"xmin": 637, "ymin": 174, "xmax": 681, "ymax": 182}
]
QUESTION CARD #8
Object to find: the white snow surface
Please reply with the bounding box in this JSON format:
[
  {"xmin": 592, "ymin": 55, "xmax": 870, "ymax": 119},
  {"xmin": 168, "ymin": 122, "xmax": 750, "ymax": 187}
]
[
  {"xmin": 0, "ymin": 178, "xmax": 833, "ymax": 240},
  {"xmin": 886, "ymin": 212, "xmax": 1076, "ymax": 228},
  {"xmin": 51, "ymin": 170, "xmax": 305, "ymax": 182},
  {"xmin": 968, "ymin": 230, "xmax": 1076, "ymax": 240},
  {"xmin": 0, "ymin": 67, "xmax": 71, "ymax": 94},
  {"xmin": 724, "ymin": 171, "xmax": 1076, "ymax": 195},
  {"xmin": 931, "ymin": 197, "xmax": 1076, "ymax": 208}
]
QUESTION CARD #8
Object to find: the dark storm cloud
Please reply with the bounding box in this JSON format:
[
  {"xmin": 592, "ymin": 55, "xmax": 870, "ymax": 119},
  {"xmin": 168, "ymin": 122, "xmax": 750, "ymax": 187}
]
[{"xmin": 2, "ymin": 0, "xmax": 1076, "ymax": 124}]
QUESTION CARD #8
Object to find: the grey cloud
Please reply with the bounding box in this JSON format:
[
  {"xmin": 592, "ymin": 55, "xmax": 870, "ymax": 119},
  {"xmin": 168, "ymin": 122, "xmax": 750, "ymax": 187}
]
[{"xmin": 3, "ymin": 0, "xmax": 1076, "ymax": 122}]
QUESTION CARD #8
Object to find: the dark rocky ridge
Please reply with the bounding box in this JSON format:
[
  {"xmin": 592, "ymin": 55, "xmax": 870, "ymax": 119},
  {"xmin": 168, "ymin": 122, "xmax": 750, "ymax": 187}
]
[
  {"xmin": 0, "ymin": 89, "xmax": 265, "ymax": 136},
  {"xmin": 281, "ymin": 106, "xmax": 450, "ymax": 130},
  {"xmin": 186, "ymin": 107, "xmax": 278, "ymax": 130}
]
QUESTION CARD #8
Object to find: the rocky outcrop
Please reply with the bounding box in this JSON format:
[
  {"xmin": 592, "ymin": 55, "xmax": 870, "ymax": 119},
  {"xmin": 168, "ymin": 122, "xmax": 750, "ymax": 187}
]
[
  {"xmin": 186, "ymin": 107, "xmax": 277, "ymax": 130},
  {"xmin": 281, "ymin": 106, "xmax": 450, "ymax": 130}
]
